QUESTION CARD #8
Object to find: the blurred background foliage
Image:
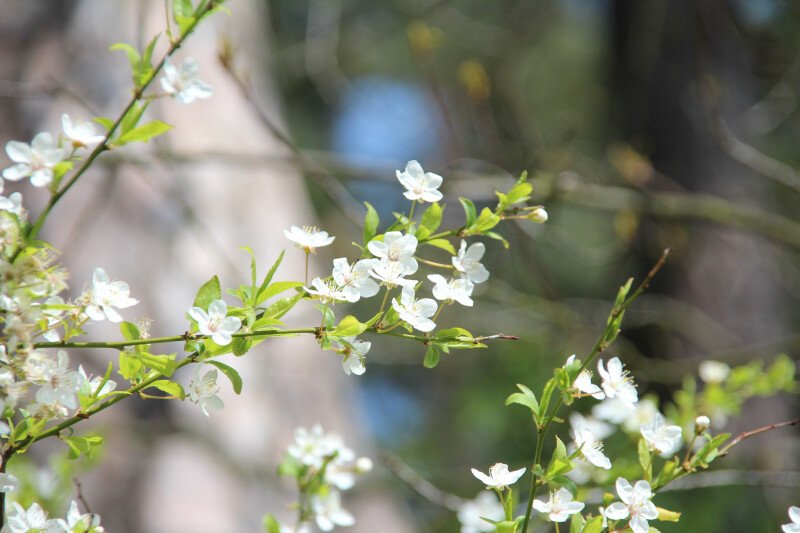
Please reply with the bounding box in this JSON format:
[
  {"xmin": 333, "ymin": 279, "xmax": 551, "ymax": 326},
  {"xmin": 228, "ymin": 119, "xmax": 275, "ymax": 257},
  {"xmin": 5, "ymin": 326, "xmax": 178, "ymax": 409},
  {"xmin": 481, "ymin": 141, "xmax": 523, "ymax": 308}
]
[{"xmin": 259, "ymin": 0, "xmax": 800, "ymax": 530}]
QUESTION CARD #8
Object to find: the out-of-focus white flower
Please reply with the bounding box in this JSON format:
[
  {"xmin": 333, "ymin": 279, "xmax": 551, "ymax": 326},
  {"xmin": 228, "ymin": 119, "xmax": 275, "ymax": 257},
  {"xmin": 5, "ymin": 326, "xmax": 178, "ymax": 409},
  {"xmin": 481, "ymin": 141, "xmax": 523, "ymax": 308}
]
[
  {"xmin": 160, "ymin": 57, "xmax": 213, "ymax": 104},
  {"xmin": 396, "ymin": 160, "xmax": 443, "ymax": 203},
  {"xmin": 3, "ymin": 132, "xmax": 65, "ymax": 187},
  {"xmin": 41, "ymin": 296, "xmax": 65, "ymax": 342},
  {"xmin": 61, "ymin": 114, "xmax": 105, "ymax": 148},
  {"xmin": 54, "ymin": 500, "xmax": 105, "ymax": 532},
  {"xmin": 392, "ymin": 287, "xmax": 437, "ymax": 332},
  {"xmin": 304, "ymin": 277, "xmax": 349, "ymax": 304},
  {"xmin": 604, "ymin": 478, "xmax": 659, "ymax": 533},
  {"xmin": 85, "ymin": 267, "xmax": 138, "ymax": 323},
  {"xmin": 622, "ymin": 398, "xmax": 659, "ymax": 434},
  {"xmin": 368, "ymin": 232, "xmax": 418, "ymax": 274},
  {"xmin": 284, "ymin": 225, "xmax": 335, "ymax": 253},
  {"xmin": 694, "ymin": 415, "xmax": 711, "ymax": 434},
  {"xmin": 187, "ymin": 366, "xmax": 224, "ymax": 417},
  {"xmin": 782, "ymin": 506, "xmax": 800, "ymax": 533},
  {"xmin": 471, "ymin": 463, "xmax": 526, "ymax": 490},
  {"xmin": 187, "ymin": 299, "xmax": 241, "ymax": 346},
  {"xmin": 287, "ymin": 425, "xmax": 340, "ymax": 468},
  {"xmin": 641, "ymin": 412, "xmax": 682, "ymax": 457},
  {"xmin": 452, "ymin": 240, "xmax": 489, "ymax": 284},
  {"xmin": 428, "ymin": 274, "xmax": 474, "ymax": 306},
  {"xmin": 332, "ymin": 258, "xmax": 379, "ymax": 302},
  {"xmin": 698, "ymin": 360, "xmax": 730, "ymax": 384},
  {"xmin": 280, "ymin": 523, "xmax": 312, "ymax": 533},
  {"xmin": 333, "ymin": 336, "xmax": 369, "ymax": 376},
  {"xmin": 457, "ymin": 492, "xmax": 504, "ymax": 533},
  {"xmin": 532, "ymin": 487, "xmax": 585, "ymax": 522},
  {"xmin": 312, "ymin": 490, "xmax": 355, "ymax": 531},
  {"xmin": 368, "ymin": 260, "xmax": 417, "ymax": 288},
  {"xmin": 592, "ymin": 397, "xmax": 631, "ymax": 424},
  {"xmin": 35, "ymin": 350, "xmax": 81, "ymax": 410},
  {"xmin": 569, "ymin": 412, "xmax": 614, "ymax": 440},
  {"xmin": 565, "ymin": 355, "xmax": 605, "ymax": 400},
  {"xmin": 0, "ymin": 473, "xmax": 18, "ymax": 493},
  {"xmin": 573, "ymin": 428, "xmax": 612, "ymax": 469},
  {"xmin": 597, "ymin": 357, "xmax": 638, "ymax": 408},
  {"xmin": 0, "ymin": 181, "xmax": 23, "ymax": 215},
  {"xmin": 4, "ymin": 502, "xmax": 59, "ymax": 533}
]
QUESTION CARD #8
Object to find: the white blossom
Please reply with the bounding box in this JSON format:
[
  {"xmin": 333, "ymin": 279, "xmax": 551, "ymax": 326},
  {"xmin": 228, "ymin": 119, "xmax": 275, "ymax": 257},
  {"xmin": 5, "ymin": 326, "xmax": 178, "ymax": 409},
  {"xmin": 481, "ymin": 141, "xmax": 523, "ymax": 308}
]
[
  {"xmin": 53, "ymin": 500, "xmax": 105, "ymax": 533},
  {"xmin": 311, "ymin": 490, "xmax": 355, "ymax": 531},
  {"xmin": 452, "ymin": 240, "xmax": 489, "ymax": 284},
  {"xmin": 622, "ymin": 398, "xmax": 659, "ymax": 434},
  {"xmin": 160, "ymin": 57, "xmax": 213, "ymax": 104},
  {"xmin": 332, "ymin": 258, "xmax": 379, "ymax": 302},
  {"xmin": 0, "ymin": 182, "xmax": 23, "ymax": 216},
  {"xmin": 284, "ymin": 225, "xmax": 335, "ymax": 252},
  {"xmin": 427, "ymin": 274, "xmax": 474, "ymax": 306},
  {"xmin": 287, "ymin": 425, "xmax": 340, "ymax": 468},
  {"xmin": 78, "ymin": 365, "xmax": 117, "ymax": 397},
  {"xmin": 565, "ymin": 355, "xmax": 604, "ymax": 400},
  {"xmin": 34, "ymin": 350, "xmax": 81, "ymax": 411},
  {"xmin": 368, "ymin": 231, "xmax": 418, "ymax": 274},
  {"xmin": 782, "ymin": 506, "xmax": 800, "ymax": 533},
  {"xmin": 471, "ymin": 463, "xmax": 526, "ymax": 490},
  {"xmin": 641, "ymin": 412, "xmax": 682, "ymax": 456},
  {"xmin": 569, "ymin": 412, "xmax": 614, "ymax": 440},
  {"xmin": 573, "ymin": 428, "xmax": 611, "ymax": 469},
  {"xmin": 604, "ymin": 478, "xmax": 659, "ymax": 533},
  {"xmin": 0, "ymin": 473, "xmax": 18, "ymax": 493},
  {"xmin": 392, "ymin": 287, "xmax": 437, "ymax": 332},
  {"xmin": 61, "ymin": 114, "xmax": 105, "ymax": 148},
  {"xmin": 698, "ymin": 360, "xmax": 730, "ymax": 384},
  {"xmin": 280, "ymin": 524, "xmax": 312, "ymax": 533},
  {"xmin": 187, "ymin": 366, "xmax": 224, "ymax": 417},
  {"xmin": 368, "ymin": 260, "xmax": 417, "ymax": 288},
  {"xmin": 85, "ymin": 267, "xmax": 138, "ymax": 323},
  {"xmin": 333, "ymin": 336, "xmax": 369, "ymax": 376},
  {"xmin": 457, "ymin": 492, "xmax": 504, "ymax": 533},
  {"xmin": 532, "ymin": 487, "xmax": 585, "ymax": 522},
  {"xmin": 396, "ymin": 160, "xmax": 444, "ymax": 203},
  {"xmin": 597, "ymin": 357, "xmax": 638, "ymax": 408},
  {"xmin": 3, "ymin": 132, "xmax": 65, "ymax": 187},
  {"xmin": 304, "ymin": 277, "xmax": 349, "ymax": 304},
  {"xmin": 187, "ymin": 299, "xmax": 241, "ymax": 346},
  {"xmin": 4, "ymin": 502, "xmax": 59, "ymax": 533}
]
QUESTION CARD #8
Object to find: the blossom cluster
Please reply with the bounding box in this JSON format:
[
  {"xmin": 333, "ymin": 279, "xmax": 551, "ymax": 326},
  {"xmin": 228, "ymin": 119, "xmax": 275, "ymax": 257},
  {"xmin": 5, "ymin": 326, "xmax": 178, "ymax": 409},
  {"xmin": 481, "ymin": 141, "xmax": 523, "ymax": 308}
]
[
  {"xmin": 4, "ymin": 499, "xmax": 104, "ymax": 533},
  {"xmin": 277, "ymin": 424, "xmax": 373, "ymax": 532}
]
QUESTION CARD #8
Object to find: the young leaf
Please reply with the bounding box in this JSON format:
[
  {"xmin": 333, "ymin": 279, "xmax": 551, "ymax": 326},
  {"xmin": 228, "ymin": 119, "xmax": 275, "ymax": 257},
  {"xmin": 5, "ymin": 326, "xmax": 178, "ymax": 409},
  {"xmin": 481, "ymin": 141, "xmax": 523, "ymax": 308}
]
[
  {"xmin": 120, "ymin": 321, "xmax": 140, "ymax": 341},
  {"xmin": 417, "ymin": 201, "xmax": 443, "ymax": 239},
  {"xmin": 109, "ymin": 43, "xmax": 141, "ymax": 83},
  {"xmin": 423, "ymin": 238, "xmax": 457, "ymax": 255},
  {"xmin": 116, "ymin": 120, "xmax": 173, "ymax": 145},
  {"xmin": 139, "ymin": 353, "xmax": 178, "ymax": 377},
  {"xmin": 93, "ymin": 117, "xmax": 115, "ymax": 131},
  {"xmin": 581, "ymin": 515, "xmax": 605, "ymax": 533},
  {"xmin": 256, "ymin": 281, "xmax": 303, "ymax": 307},
  {"xmin": 207, "ymin": 360, "xmax": 243, "ymax": 394},
  {"xmin": 147, "ymin": 380, "xmax": 185, "ymax": 398},
  {"xmin": 638, "ymin": 437, "xmax": 652, "ymax": 480},
  {"xmin": 331, "ymin": 315, "xmax": 368, "ymax": 337},
  {"xmin": 256, "ymin": 250, "xmax": 285, "ymax": 303},
  {"xmin": 262, "ymin": 514, "xmax": 281, "ymax": 533},
  {"xmin": 193, "ymin": 275, "xmax": 222, "ymax": 309},
  {"xmin": 363, "ymin": 202, "xmax": 379, "ymax": 245},
  {"xmin": 459, "ymin": 197, "xmax": 477, "ymax": 227},
  {"xmin": 118, "ymin": 352, "xmax": 142, "ymax": 380},
  {"xmin": 262, "ymin": 292, "xmax": 304, "ymax": 320},
  {"xmin": 423, "ymin": 344, "xmax": 441, "ymax": 368},
  {"xmin": 505, "ymin": 384, "xmax": 540, "ymax": 420},
  {"xmin": 119, "ymin": 100, "xmax": 149, "ymax": 136}
]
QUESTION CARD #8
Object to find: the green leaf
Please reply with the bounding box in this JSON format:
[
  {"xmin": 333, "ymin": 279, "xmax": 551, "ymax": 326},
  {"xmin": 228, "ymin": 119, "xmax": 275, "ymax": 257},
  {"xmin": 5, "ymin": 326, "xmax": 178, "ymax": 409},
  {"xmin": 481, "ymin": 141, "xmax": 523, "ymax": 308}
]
[
  {"xmin": 653, "ymin": 459, "xmax": 678, "ymax": 489},
  {"xmin": 638, "ymin": 437, "xmax": 652, "ymax": 480},
  {"xmin": 470, "ymin": 207, "xmax": 501, "ymax": 232},
  {"xmin": 175, "ymin": 15, "xmax": 197, "ymax": 35},
  {"xmin": 136, "ymin": 34, "xmax": 160, "ymax": 86},
  {"xmin": 656, "ymin": 507, "xmax": 681, "ymax": 522},
  {"xmin": 118, "ymin": 351, "xmax": 142, "ymax": 380},
  {"xmin": 116, "ymin": 120, "xmax": 173, "ymax": 145},
  {"xmin": 262, "ymin": 514, "xmax": 281, "ymax": 533},
  {"xmin": 546, "ymin": 437, "xmax": 572, "ymax": 477},
  {"xmin": 581, "ymin": 515, "xmax": 605, "ymax": 533},
  {"xmin": 485, "ymin": 230, "xmax": 510, "ymax": 249},
  {"xmin": 331, "ymin": 315, "xmax": 368, "ymax": 337},
  {"xmin": 119, "ymin": 100, "xmax": 149, "ymax": 136},
  {"xmin": 256, "ymin": 251, "xmax": 285, "ymax": 303},
  {"xmin": 459, "ymin": 197, "xmax": 477, "ymax": 227},
  {"xmin": 110, "ymin": 42, "xmax": 141, "ymax": 82},
  {"xmin": 240, "ymin": 246, "xmax": 258, "ymax": 291},
  {"xmin": 569, "ymin": 511, "xmax": 585, "ymax": 533},
  {"xmin": 230, "ymin": 336, "xmax": 251, "ymax": 357},
  {"xmin": 193, "ymin": 275, "xmax": 222, "ymax": 309},
  {"xmin": 140, "ymin": 353, "xmax": 178, "ymax": 377},
  {"xmin": 173, "ymin": 0, "xmax": 194, "ymax": 21},
  {"xmin": 93, "ymin": 117, "xmax": 114, "ymax": 131},
  {"xmin": 424, "ymin": 238, "xmax": 457, "ymax": 255},
  {"xmin": 256, "ymin": 281, "xmax": 303, "ymax": 307},
  {"xmin": 505, "ymin": 384, "xmax": 539, "ymax": 420},
  {"xmin": 423, "ymin": 344, "xmax": 440, "ymax": 368},
  {"xmin": 539, "ymin": 377, "xmax": 557, "ymax": 420},
  {"xmin": 262, "ymin": 292, "xmax": 304, "ymax": 320},
  {"xmin": 120, "ymin": 321, "xmax": 140, "ymax": 341},
  {"xmin": 416, "ymin": 202, "xmax": 443, "ymax": 239},
  {"xmin": 363, "ymin": 202, "xmax": 379, "ymax": 245},
  {"xmin": 147, "ymin": 379, "xmax": 185, "ymax": 398},
  {"xmin": 63, "ymin": 435, "xmax": 104, "ymax": 460},
  {"xmin": 207, "ymin": 360, "xmax": 243, "ymax": 394},
  {"xmin": 551, "ymin": 475, "xmax": 578, "ymax": 497}
]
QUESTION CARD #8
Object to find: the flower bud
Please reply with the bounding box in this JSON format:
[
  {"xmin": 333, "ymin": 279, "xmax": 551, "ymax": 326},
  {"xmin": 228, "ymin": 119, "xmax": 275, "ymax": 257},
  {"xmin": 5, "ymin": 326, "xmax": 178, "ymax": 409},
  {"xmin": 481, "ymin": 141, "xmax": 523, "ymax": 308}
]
[
  {"xmin": 355, "ymin": 457, "xmax": 373, "ymax": 473},
  {"xmin": 694, "ymin": 415, "xmax": 710, "ymax": 434},
  {"xmin": 529, "ymin": 207, "xmax": 548, "ymax": 223}
]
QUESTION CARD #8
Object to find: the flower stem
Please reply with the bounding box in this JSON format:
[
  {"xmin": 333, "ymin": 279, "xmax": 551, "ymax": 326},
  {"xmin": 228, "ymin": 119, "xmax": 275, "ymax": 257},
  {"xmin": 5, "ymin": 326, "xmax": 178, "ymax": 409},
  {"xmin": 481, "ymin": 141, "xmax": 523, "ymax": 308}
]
[
  {"xmin": 416, "ymin": 257, "xmax": 455, "ymax": 269},
  {"xmin": 304, "ymin": 250, "xmax": 310, "ymax": 286},
  {"xmin": 408, "ymin": 200, "xmax": 417, "ymax": 228}
]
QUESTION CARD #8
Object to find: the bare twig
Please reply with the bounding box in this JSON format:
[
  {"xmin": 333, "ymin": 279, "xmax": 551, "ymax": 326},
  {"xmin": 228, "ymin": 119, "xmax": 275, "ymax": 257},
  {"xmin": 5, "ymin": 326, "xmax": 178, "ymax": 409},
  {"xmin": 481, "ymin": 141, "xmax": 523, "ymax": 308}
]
[
  {"xmin": 380, "ymin": 452, "xmax": 464, "ymax": 511},
  {"xmin": 719, "ymin": 417, "xmax": 800, "ymax": 457},
  {"xmin": 73, "ymin": 478, "xmax": 93, "ymax": 514}
]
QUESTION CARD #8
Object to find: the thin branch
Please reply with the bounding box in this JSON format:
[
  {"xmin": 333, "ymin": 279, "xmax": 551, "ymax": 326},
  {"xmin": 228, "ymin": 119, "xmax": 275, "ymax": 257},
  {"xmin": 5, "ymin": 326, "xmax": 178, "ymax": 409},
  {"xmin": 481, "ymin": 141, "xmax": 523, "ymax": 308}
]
[
  {"xmin": 719, "ymin": 417, "xmax": 800, "ymax": 457},
  {"xmin": 72, "ymin": 478, "xmax": 93, "ymax": 514},
  {"xmin": 380, "ymin": 452, "xmax": 465, "ymax": 511}
]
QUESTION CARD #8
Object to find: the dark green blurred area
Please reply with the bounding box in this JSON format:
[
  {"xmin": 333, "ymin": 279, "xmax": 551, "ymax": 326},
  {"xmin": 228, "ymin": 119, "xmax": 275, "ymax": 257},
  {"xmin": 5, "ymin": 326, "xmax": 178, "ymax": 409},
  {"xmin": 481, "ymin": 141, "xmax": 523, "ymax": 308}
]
[{"xmin": 266, "ymin": 0, "xmax": 799, "ymax": 530}]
